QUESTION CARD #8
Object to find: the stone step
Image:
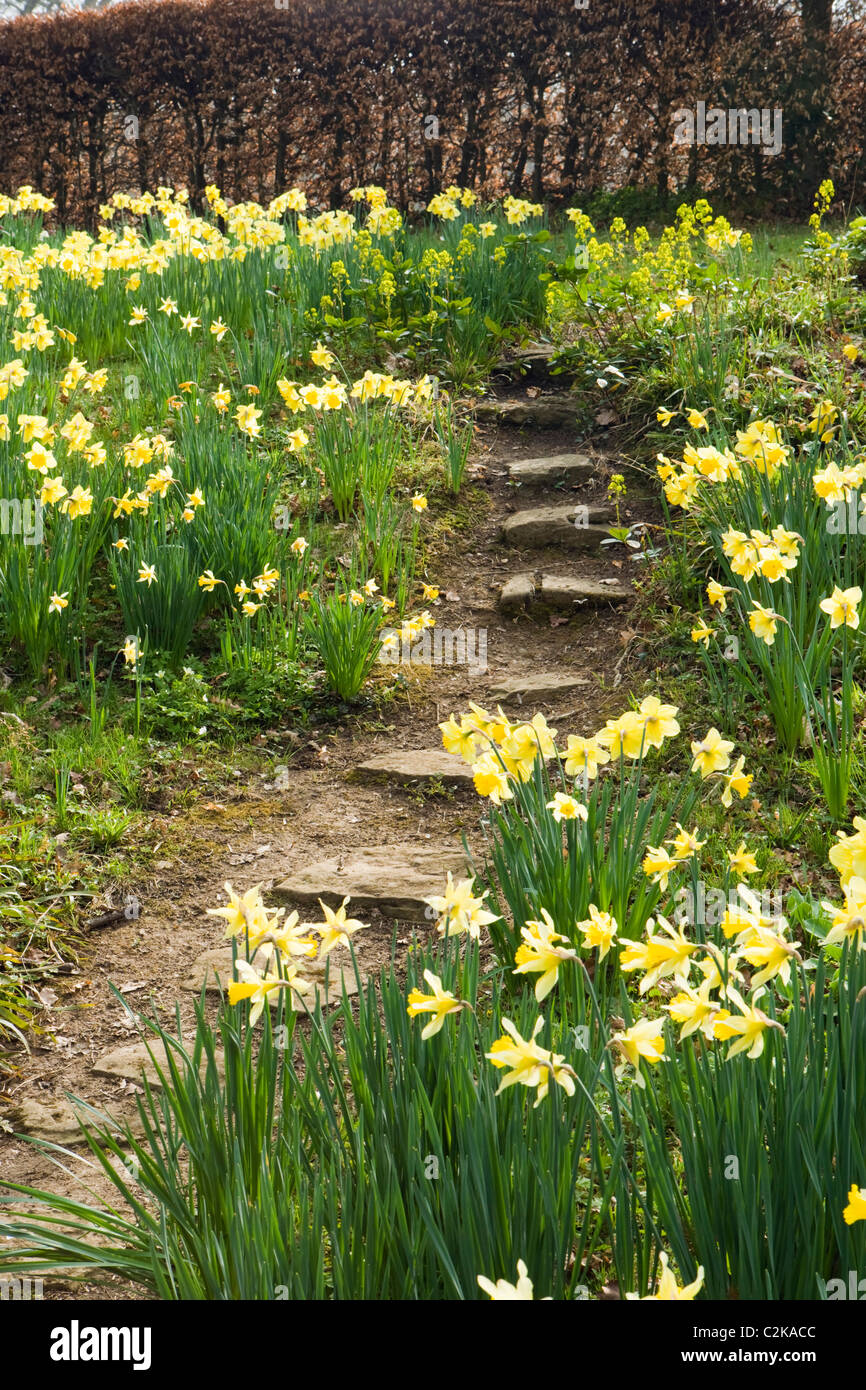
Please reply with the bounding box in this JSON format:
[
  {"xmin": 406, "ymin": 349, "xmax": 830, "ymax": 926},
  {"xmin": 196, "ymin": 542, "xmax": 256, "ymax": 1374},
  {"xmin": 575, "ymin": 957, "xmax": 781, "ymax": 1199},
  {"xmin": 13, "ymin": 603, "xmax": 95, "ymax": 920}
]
[
  {"xmin": 92, "ymin": 1038, "xmax": 225, "ymax": 1088},
  {"xmin": 502, "ymin": 503, "xmax": 614, "ymax": 549},
  {"xmin": 474, "ymin": 395, "xmax": 577, "ymax": 428},
  {"xmin": 499, "ymin": 572, "xmax": 630, "ymax": 614},
  {"xmin": 181, "ymin": 946, "xmax": 363, "ymax": 1010},
  {"xmin": 354, "ymin": 748, "xmax": 475, "ymax": 788},
  {"xmin": 489, "ymin": 672, "xmax": 591, "ymax": 704},
  {"xmin": 10, "ymin": 1095, "xmax": 144, "ymax": 1146},
  {"xmin": 507, "ymin": 453, "xmax": 593, "ymax": 487},
  {"xmin": 273, "ymin": 845, "xmax": 467, "ymax": 923},
  {"xmin": 492, "ymin": 345, "xmax": 574, "ymax": 384}
]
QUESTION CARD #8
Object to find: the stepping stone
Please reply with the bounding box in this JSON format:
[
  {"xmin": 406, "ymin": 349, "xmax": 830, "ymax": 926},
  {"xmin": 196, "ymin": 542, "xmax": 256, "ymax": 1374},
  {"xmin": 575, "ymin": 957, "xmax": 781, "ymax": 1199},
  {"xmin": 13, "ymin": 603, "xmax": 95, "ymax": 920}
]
[
  {"xmin": 274, "ymin": 844, "xmax": 468, "ymax": 922},
  {"xmin": 492, "ymin": 345, "xmax": 573, "ymax": 384},
  {"xmin": 10, "ymin": 1096, "xmax": 90, "ymax": 1147},
  {"xmin": 502, "ymin": 504, "xmax": 614, "ymax": 549},
  {"xmin": 499, "ymin": 572, "xmax": 629, "ymax": 613},
  {"xmin": 181, "ymin": 947, "xmax": 363, "ymax": 1010},
  {"xmin": 489, "ymin": 673, "xmax": 590, "ymax": 704},
  {"xmin": 540, "ymin": 575, "xmax": 630, "ymax": 608},
  {"xmin": 92, "ymin": 1039, "xmax": 225, "ymax": 1088},
  {"xmin": 507, "ymin": 453, "xmax": 593, "ymax": 486},
  {"xmin": 354, "ymin": 748, "xmax": 475, "ymax": 788},
  {"xmin": 474, "ymin": 395, "xmax": 577, "ymax": 428},
  {"xmin": 500, "ymin": 573, "xmax": 537, "ymax": 613},
  {"xmin": 10, "ymin": 1095, "xmax": 145, "ymax": 1146}
]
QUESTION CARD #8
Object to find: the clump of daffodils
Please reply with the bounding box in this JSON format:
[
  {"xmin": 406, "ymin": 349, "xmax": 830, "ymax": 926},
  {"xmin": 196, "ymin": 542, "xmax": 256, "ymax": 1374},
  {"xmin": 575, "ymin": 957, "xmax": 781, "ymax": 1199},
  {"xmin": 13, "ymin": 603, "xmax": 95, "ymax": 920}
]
[{"xmin": 207, "ymin": 881, "xmax": 368, "ymax": 1024}]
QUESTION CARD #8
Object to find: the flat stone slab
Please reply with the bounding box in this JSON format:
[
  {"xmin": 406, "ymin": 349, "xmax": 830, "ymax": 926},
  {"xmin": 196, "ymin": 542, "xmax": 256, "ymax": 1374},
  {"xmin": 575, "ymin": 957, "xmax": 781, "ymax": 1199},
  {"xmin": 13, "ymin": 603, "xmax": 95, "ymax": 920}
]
[
  {"xmin": 500, "ymin": 573, "xmax": 537, "ymax": 613},
  {"xmin": 499, "ymin": 572, "xmax": 629, "ymax": 613},
  {"xmin": 354, "ymin": 748, "xmax": 475, "ymax": 788},
  {"xmin": 10, "ymin": 1095, "xmax": 145, "ymax": 1146},
  {"xmin": 502, "ymin": 504, "xmax": 614, "ymax": 549},
  {"xmin": 274, "ymin": 845, "xmax": 468, "ymax": 922},
  {"xmin": 92, "ymin": 1039, "xmax": 225, "ymax": 1088},
  {"xmin": 540, "ymin": 574, "xmax": 630, "ymax": 607},
  {"xmin": 507, "ymin": 453, "xmax": 593, "ymax": 486},
  {"xmin": 474, "ymin": 396, "xmax": 577, "ymax": 428},
  {"xmin": 180, "ymin": 946, "xmax": 364, "ymax": 1011},
  {"xmin": 489, "ymin": 673, "xmax": 591, "ymax": 703}
]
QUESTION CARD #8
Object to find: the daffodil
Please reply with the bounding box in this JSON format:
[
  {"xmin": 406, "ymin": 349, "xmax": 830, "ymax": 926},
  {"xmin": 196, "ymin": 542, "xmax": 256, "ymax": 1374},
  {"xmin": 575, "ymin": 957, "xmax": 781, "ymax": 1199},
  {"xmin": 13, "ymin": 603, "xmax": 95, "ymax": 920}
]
[
  {"xmin": 821, "ymin": 875, "xmax": 866, "ymax": 950},
  {"xmin": 656, "ymin": 407, "xmax": 675, "ymax": 426},
  {"xmin": 486, "ymin": 1017, "xmax": 576, "ymax": 1106},
  {"xmin": 137, "ymin": 563, "xmax": 157, "ymax": 586},
  {"xmin": 668, "ymin": 823, "xmax": 706, "ymax": 861},
  {"xmin": 843, "ymin": 1185, "xmax": 866, "ymax": 1225},
  {"xmin": 610, "ymin": 1017, "xmax": 667, "ymax": 1087},
  {"xmin": 829, "ymin": 817, "xmax": 866, "ymax": 887},
  {"xmin": 424, "ymin": 873, "xmax": 499, "ymax": 939},
  {"xmin": 712, "ymin": 988, "xmax": 784, "ymax": 1059},
  {"xmin": 311, "ymin": 340, "xmax": 335, "ymax": 369},
  {"xmin": 707, "ymin": 579, "xmax": 731, "ymax": 611},
  {"xmin": 690, "ymin": 727, "xmax": 735, "ymax": 778},
  {"xmin": 685, "ymin": 407, "xmax": 709, "ymax": 430},
  {"xmin": 304, "ymin": 896, "xmax": 368, "ymax": 954},
  {"xmin": 406, "ymin": 970, "xmax": 467, "ymax": 1039},
  {"xmin": 666, "ymin": 981, "xmax": 723, "ymax": 1041},
  {"xmin": 563, "ymin": 734, "xmax": 610, "ymax": 780},
  {"xmin": 477, "ymin": 1260, "xmax": 546, "ymax": 1300},
  {"xmin": 728, "ymin": 842, "xmax": 759, "ymax": 877},
  {"xmin": 637, "ymin": 696, "xmax": 680, "ymax": 748},
  {"xmin": 227, "ymin": 958, "xmax": 311, "ymax": 1026},
  {"xmin": 48, "ymin": 591, "xmax": 69, "ymax": 614},
  {"xmin": 546, "ymin": 792, "xmax": 588, "ymax": 823},
  {"xmin": 721, "ymin": 755, "xmax": 752, "ymax": 807},
  {"xmin": 577, "ymin": 904, "xmax": 618, "ymax": 960},
  {"xmin": 235, "ymin": 403, "xmax": 262, "ymax": 438},
  {"xmin": 748, "ymin": 602, "xmax": 779, "ymax": 645},
  {"xmin": 513, "ymin": 909, "xmax": 579, "ymax": 1002},
  {"xmin": 625, "ymin": 1252, "xmax": 704, "ymax": 1301},
  {"xmin": 206, "ymin": 881, "xmax": 278, "ymax": 938},
  {"xmin": 819, "ymin": 584, "xmax": 861, "ymax": 630},
  {"xmin": 642, "ymin": 845, "xmax": 677, "ymax": 890},
  {"xmin": 620, "ymin": 914, "xmax": 697, "ymax": 994}
]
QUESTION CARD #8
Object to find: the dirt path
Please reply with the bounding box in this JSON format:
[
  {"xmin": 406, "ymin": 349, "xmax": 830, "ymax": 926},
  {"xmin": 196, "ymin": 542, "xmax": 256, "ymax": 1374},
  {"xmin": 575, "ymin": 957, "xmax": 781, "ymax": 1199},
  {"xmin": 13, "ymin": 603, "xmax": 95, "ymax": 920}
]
[{"xmin": 0, "ymin": 405, "xmax": 647, "ymax": 1249}]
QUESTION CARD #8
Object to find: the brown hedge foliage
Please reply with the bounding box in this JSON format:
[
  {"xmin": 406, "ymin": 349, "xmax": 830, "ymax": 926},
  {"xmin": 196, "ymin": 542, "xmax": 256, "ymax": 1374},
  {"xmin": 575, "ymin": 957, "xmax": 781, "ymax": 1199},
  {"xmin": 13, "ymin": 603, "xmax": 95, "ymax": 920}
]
[{"xmin": 0, "ymin": 0, "xmax": 863, "ymax": 225}]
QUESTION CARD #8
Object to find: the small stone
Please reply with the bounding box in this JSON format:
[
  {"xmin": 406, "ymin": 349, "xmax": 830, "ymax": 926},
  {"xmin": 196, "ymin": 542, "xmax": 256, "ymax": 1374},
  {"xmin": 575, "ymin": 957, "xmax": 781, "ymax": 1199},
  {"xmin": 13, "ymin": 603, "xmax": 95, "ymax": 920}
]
[
  {"xmin": 489, "ymin": 673, "xmax": 590, "ymax": 704},
  {"xmin": 499, "ymin": 573, "xmax": 536, "ymax": 614},
  {"xmin": 274, "ymin": 845, "xmax": 468, "ymax": 922},
  {"xmin": 354, "ymin": 748, "xmax": 475, "ymax": 787},
  {"xmin": 502, "ymin": 504, "xmax": 613, "ymax": 549},
  {"xmin": 507, "ymin": 453, "xmax": 593, "ymax": 486}
]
